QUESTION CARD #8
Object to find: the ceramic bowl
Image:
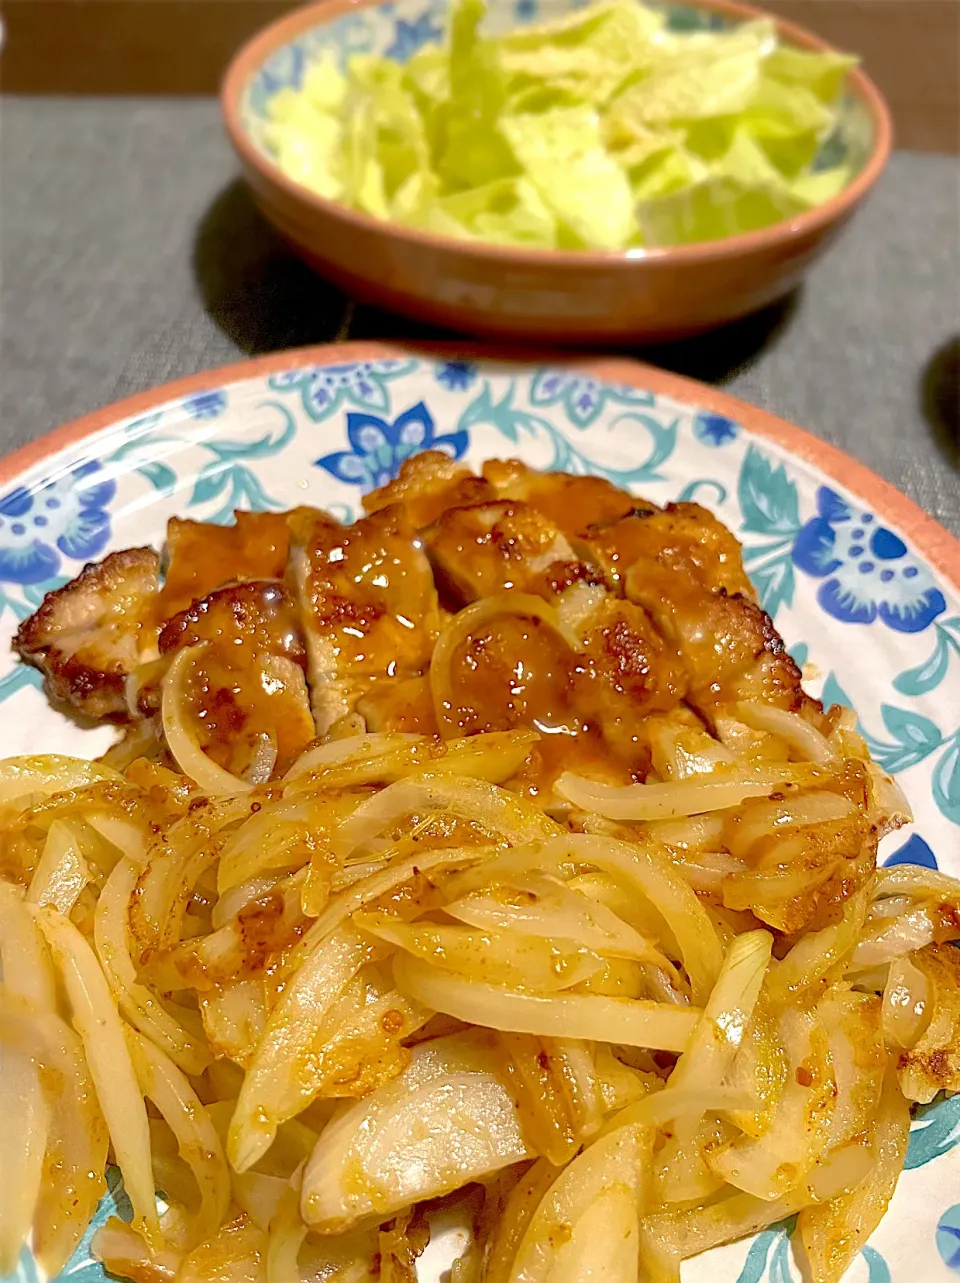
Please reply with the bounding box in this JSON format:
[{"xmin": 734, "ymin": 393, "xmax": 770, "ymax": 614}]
[{"xmin": 221, "ymin": 0, "xmax": 892, "ymax": 343}]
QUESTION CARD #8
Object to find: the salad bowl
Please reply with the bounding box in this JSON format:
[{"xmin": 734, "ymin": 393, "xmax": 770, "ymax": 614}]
[{"xmin": 221, "ymin": 0, "xmax": 892, "ymax": 343}]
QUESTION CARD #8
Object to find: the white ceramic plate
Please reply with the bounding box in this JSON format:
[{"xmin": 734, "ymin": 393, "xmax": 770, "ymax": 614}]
[{"xmin": 1, "ymin": 344, "xmax": 958, "ymax": 1283}]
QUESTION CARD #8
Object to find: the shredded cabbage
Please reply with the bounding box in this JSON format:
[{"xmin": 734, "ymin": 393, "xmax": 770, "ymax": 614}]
[{"xmin": 264, "ymin": 0, "xmax": 858, "ymax": 249}]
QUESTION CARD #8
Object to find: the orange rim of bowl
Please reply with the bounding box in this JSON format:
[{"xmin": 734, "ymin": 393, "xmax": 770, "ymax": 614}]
[
  {"xmin": 0, "ymin": 341, "xmax": 955, "ymax": 588},
  {"xmin": 220, "ymin": 0, "xmax": 894, "ymax": 267}
]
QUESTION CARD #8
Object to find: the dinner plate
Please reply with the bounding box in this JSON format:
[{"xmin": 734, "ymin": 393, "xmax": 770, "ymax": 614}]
[{"xmin": 1, "ymin": 342, "xmax": 957, "ymax": 1283}]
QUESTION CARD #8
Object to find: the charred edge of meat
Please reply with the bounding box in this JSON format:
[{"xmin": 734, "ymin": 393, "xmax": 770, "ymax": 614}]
[{"xmin": 13, "ymin": 547, "xmax": 160, "ymax": 722}]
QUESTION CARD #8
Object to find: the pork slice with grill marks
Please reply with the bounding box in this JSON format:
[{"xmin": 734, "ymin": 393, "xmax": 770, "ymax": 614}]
[
  {"xmin": 14, "ymin": 547, "xmax": 160, "ymax": 721},
  {"xmin": 363, "ymin": 451, "xmax": 495, "ymax": 529},
  {"xmin": 287, "ymin": 504, "xmax": 440, "ymax": 737},
  {"xmin": 577, "ymin": 504, "xmax": 826, "ymax": 730}
]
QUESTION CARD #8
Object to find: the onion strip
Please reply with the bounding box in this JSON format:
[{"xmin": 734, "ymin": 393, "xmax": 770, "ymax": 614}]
[
  {"xmin": 798, "ymin": 1066, "xmax": 911, "ymax": 1283},
  {"xmin": 0, "ymin": 1041, "xmax": 47, "ymax": 1276},
  {"xmin": 161, "ymin": 645, "xmax": 254, "ymax": 796},
  {"xmin": 332, "ymin": 774, "xmax": 561, "ymax": 861},
  {"xmin": 556, "ymin": 765, "xmax": 826, "ymax": 821},
  {"xmin": 656, "ymin": 930, "xmax": 771, "ymax": 1199},
  {"xmin": 25, "ymin": 820, "xmax": 90, "ymax": 915},
  {"xmin": 124, "ymin": 1028, "xmax": 230, "ymax": 1247},
  {"xmin": 32, "ymin": 905, "xmax": 160, "ymax": 1247},
  {"xmin": 393, "ymin": 953, "xmax": 699, "ymax": 1050},
  {"xmin": 453, "ymin": 836, "xmax": 722, "ymax": 1005},
  {"xmin": 734, "ymin": 702, "xmax": 836, "ymax": 764},
  {"xmin": 290, "ymin": 843, "xmax": 497, "ymax": 970},
  {"xmin": 229, "ymin": 928, "xmax": 382, "ymax": 1172},
  {"xmin": 430, "ymin": 594, "xmax": 578, "ymax": 739},
  {"xmin": 0, "ymin": 997, "xmax": 108, "ymax": 1276},
  {"xmin": 94, "ymin": 858, "xmax": 210, "ymax": 1075}
]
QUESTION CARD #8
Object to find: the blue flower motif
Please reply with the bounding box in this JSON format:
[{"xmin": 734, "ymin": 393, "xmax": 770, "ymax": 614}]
[
  {"xmin": 883, "ymin": 832, "xmax": 938, "ymax": 869},
  {"xmin": 183, "ymin": 389, "xmax": 227, "ymax": 420},
  {"xmin": 0, "ymin": 461, "xmax": 115, "ymax": 584},
  {"xmin": 792, "ymin": 486, "xmax": 946, "ymax": 632},
  {"xmin": 435, "ymin": 360, "xmax": 478, "ymax": 393},
  {"xmin": 693, "ymin": 411, "xmax": 739, "ymax": 447},
  {"xmin": 514, "ymin": 0, "xmax": 538, "ymax": 20},
  {"xmin": 269, "ymin": 359, "xmax": 416, "ymax": 422},
  {"xmin": 937, "ymin": 1204, "xmax": 960, "ymax": 1271},
  {"xmin": 529, "ymin": 369, "xmax": 654, "ymax": 430},
  {"xmin": 315, "ymin": 402, "xmax": 468, "ymax": 489},
  {"xmin": 385, "ymin": 9, "xmax": 444, "ymax": 61}
]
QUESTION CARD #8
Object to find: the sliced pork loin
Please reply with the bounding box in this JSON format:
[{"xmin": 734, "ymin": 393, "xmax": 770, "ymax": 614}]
[
  {"xmin": 576, "ymin": 504, "xmax": 825, "ymax": 729},
  {"xmin": 422, "ymin": 499, "xmax": 585, "ymax": 605},
  {"xmin": 575, "ymin": 501, "xmax": 756, "ymax": 605},
  {"xmin": 287, "ymin": 504, "xmax": 440, "ymax": 737},
  {"xmin": 156, "ymin": 511, "xmax": 293, "ymax": 621},
  {"xmin": 13, "ymin": 547, "xmax": 160, "ymax": 720},
  {"xmin": 481, "ymin": 459, "xmax": 639, "ymax": 538},
  {"xmin": 363, "ymin": 451, "xmax": 495, "ymax": 528},
  {"xmin": 416, "ymin": 491, "xmax": 691, "ymax": 779}
]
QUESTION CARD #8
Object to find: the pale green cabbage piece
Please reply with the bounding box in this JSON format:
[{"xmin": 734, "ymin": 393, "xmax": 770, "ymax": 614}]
[
  {"xmin": 264, "ymin": 0, "xmax": 859, "ymax": 249},
  {"xmin": 501, "ymin": 106, "xmax": 635, "ymax": 248}
]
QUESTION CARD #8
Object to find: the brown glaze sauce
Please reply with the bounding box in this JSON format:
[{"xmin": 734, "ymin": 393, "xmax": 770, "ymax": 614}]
[
  {"xmin": 161, "ymin": 581, "xmax": 314, "ymax": 776},
  {"xmin": 41, "ymin": 452, "xmax": 825, "ymax": 794},
  {"xmin": 156, "ymin": 511, "xmax": 293, "ymax": 623},
  {"xmin": 437, "ymin": 613, "xmax": 642, "ymax": 793},
  {"xmin": 298, "ymin": 505, "xmax": 439, "ymax": 682},
  {"xmin": 482, "ymin": 460, "xmax": 640, "ymax": 538}
]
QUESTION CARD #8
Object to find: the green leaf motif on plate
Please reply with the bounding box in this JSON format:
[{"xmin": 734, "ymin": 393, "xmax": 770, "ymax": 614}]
[
  {"xmin": 737, "ymin": 444, "xmax": 801, "ymax": 536},
  {"xmin": 749, "ymin": 551, "xmax": 795, "ymax": 618},
  {"xmin": 457, "ymin": 380, "xmax": 678, "ymax": 484},
  {"xmin": 894, "ymin": 617, "xmax": 960, "ymax": 697},
  {"xmin": 907, "ymin": 1094, "xmax": 960, "ymax": 1169},
  {"xmin": 881, "ymin": 704, "xmax": 943, "ymax": 755},
  {"xmin": 187, "ymin": 402, "xmax": 296, "ymax": 522},
  {"xmin": 932, "ymin": 735, "xmax": 960, "ymax": 826}
]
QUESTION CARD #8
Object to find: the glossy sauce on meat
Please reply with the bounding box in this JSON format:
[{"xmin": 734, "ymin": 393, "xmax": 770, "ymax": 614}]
[
  {"xmin": 482, "ymin": 460, "xmax": 638, "ymax": 537},
  {"xmin": 424, "ymin": 501, "xmax": 578, "ymax": 605},
  {"xmin": 159, "ymin": 581, "xmax": 314, "ymax": 776},
  {"xmin": 363, "ymin": 452, "xmax": 496, "ymax": 529},
  {"xmin": 14, "ymin": 454, "xmax": 830, "ymax": 787},
  {"xmin": 156, "ymin": 512, "xmax": 293, "ymax": 622},
  {"xmin": 290, "ymin": 505, "xmax": 440, "ymax": 735},
  {"xmin": 437, "ymin": 612, "xmax": 646, "ymax": 792}
]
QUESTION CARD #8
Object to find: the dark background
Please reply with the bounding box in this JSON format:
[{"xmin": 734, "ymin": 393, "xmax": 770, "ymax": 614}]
[{"xmin": 2, "ymin": 0, "xmax": 958, "ymax": 152}]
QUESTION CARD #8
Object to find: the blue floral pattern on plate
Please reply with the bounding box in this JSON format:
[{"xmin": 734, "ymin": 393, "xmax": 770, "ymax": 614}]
[
  {"xmin": 182, "ymin": 389, "xmax": 228, "ymax": 421},
  {"xmin": 315, "ymin": 401, "xmax": 468, "ymax": 488},
  {"xmin": 0, "ymin": 461, "xmax": 115, "ymax": 584},
  {"xmin": 792, "ymin": 486, "xmax": 947, "ymax": 632},
  {"xmin": 0, "ymin": 349, "xmax": 956, "ymax": 1283},
  {"xmin": 268, "ymin": 359, "xmax": 417, "ymax": 421},
  {"xmin": 528, "ymin": 368, "xmax": 654, "ymax": 429},
  {"xmin": 434, "ymin": 360, "xmax": 478, "ymax": 392},
  {"xmin": 384, "ymin": 8, "xmax": 444, "ymax": 59},
  {"xmin": 937, "ymin": 1205, "xmax": 960, "ymax": 1271},
  {"xmin": 693, "ymin": 411, "xmax": 739, "ymax": 447}
]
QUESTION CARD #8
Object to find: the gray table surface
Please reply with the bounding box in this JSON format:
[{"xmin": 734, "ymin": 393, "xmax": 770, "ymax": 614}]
[{"xmin": 2, "ymin": 97, "xmax": 959, "ymax": 535}]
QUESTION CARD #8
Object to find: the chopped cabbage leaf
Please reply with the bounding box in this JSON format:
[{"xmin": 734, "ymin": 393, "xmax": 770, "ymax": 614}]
[
  {"xmin": 501, "ymin": 106, "xmax": 635, "ymax": 248},
  {"xmin": 438, "ymin": 0, "xmax": 519, "ymax": 189},
  {"xmin": 264, "ymin": 0, "xmax": 859, "ymax": 249},
  {"xmin": 499, "ymin": 0, "xmax": 666, "ymax": 105},
  {"xmin": 764, "ymin": 44, "xmax": 859, "ymax": 103},
  {"xmin": 440, "ymin": 177, "xmax": 558, "ymax": 247}
]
